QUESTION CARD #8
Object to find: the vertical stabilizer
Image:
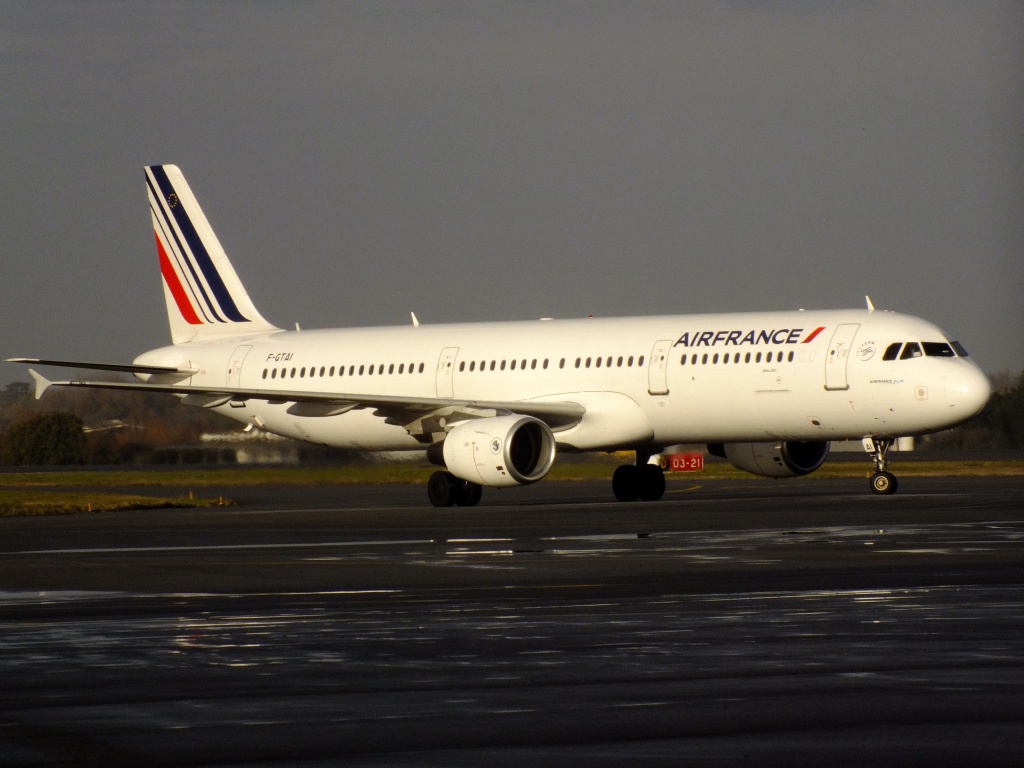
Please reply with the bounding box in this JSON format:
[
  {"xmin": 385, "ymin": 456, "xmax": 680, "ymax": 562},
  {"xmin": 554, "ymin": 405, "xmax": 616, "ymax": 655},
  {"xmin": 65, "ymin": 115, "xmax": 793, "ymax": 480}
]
[{"xmin": 145, "ymin": 165, "xmax": 280, "ymax": 344}]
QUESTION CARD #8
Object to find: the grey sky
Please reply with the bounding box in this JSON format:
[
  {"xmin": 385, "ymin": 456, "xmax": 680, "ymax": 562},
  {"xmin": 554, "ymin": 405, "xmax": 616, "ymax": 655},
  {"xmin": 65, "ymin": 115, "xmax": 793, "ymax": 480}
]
[{"xmin": 2, "ymin": 2, "xmax": 1021, "ymax": 381}]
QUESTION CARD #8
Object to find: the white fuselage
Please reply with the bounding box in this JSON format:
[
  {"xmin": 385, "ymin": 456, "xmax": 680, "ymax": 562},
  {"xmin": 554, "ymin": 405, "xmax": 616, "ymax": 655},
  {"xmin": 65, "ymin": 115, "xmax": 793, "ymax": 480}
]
[{"xmin": 135, "ymin": 308, "xmax": 990, "ymax": 453}]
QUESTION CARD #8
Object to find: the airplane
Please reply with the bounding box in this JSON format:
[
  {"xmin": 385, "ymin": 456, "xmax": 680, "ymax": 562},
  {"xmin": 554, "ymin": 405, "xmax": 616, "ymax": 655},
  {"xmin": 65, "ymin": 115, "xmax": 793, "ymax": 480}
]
[{"xmin": 9, "ymin": 165, "xmax": 991, "ymax": 505}]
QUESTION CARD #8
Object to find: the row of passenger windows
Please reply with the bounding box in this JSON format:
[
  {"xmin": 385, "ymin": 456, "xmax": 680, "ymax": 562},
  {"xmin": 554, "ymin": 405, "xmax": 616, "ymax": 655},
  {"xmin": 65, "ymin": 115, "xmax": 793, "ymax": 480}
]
[
  {"xmin": 260, "ymin": 354, "xmax": 649, "ymax": 380},
  {"xmin": 457, "ymin": 355, "xmax": 645, "ymax": 372},
  {"xmin": 262, "ymin": 362, "xmax": 427, "ymax": 380},
  {"xmin": 881, "ymin": 341, "xmax": 966, "ymax": 361},
  {"xmin": 681, "ymin": 350, "xmax": 796, "ymax": 366}
]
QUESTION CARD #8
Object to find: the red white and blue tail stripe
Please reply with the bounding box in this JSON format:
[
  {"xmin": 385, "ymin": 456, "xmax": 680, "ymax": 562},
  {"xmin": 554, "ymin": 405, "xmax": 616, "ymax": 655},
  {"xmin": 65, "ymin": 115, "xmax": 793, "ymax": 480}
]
[{"xmin": 146, "ymin": 165, "xmax": 278, "ymax": 344}]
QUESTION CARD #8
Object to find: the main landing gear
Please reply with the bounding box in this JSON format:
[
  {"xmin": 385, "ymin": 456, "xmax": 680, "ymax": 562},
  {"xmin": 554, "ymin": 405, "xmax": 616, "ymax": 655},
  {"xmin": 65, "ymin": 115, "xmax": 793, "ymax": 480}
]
[
  {"xmin": 866, "ymin": 437, "xmax": 898, "ymax": 495},
  {"xmin": 612, "ymin": 451, "xmax": 666, "ymax": 502},
  {"xmin": 427, "ymin": 471, "xmax": 483, "ymax": 507}
]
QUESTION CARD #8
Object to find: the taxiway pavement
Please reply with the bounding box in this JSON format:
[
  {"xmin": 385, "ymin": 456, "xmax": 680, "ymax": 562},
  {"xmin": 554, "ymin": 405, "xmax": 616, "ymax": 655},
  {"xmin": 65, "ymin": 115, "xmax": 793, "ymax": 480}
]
[{"xmin": 1, "ymin": 476, "xmax": 1023, "ymax": 766}]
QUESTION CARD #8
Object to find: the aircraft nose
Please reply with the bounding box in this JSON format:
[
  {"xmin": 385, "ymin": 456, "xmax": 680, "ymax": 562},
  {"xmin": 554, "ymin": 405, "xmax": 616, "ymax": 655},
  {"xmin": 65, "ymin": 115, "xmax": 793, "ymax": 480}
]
[{"xmin": 945, "ymin": 365, "xmax": 991, "ymax": 420}]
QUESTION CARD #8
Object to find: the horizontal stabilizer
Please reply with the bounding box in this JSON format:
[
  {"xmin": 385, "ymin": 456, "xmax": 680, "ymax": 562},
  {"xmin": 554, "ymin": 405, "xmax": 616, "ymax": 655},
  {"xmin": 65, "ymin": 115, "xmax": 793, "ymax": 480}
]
[
  {"xmin": 6, "ymin": 358, "xmax": 198, "ymax": 375},
  {"xmin": 27, "ymin": 369, "xmax": 52, "ymax": 400}
]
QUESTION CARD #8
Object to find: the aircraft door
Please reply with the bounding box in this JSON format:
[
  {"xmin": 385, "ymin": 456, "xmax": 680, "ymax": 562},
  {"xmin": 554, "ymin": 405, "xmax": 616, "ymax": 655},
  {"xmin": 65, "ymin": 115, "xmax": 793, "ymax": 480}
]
[
  {"xmin": 227, "ymin": 345, "xmax": 252, "ymax": 388},
  {"xmin": 648, "ymin": 339, "xmax": 674, "ymax": 396},
  {"xmin": 436, "ymin": 346, "xmax": 459, "ymax": 398},
  {"xmin": 824, "ymin": 324, "xmax": 860, "ymax": 391}
]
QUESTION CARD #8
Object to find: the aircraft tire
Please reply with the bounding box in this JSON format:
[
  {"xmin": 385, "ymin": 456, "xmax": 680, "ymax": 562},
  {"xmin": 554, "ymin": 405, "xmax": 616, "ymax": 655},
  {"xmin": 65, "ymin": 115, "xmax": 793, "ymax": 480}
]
[
  {"xmin": 870, "ymin": 471, "xmax": 898, "ymax": 495},
  {"xmin": 639, "ymin": 464, "xmax": 666, "ymax": 501},
  {"xmin": 456, "ymin": 480, "xmax": 483, "ymax": 507},
  {"xmin": 427, "ymin": 471, "xmax": 458, "ymax": 507},
  {"xmin": 612, "ymin": 465, "xmax": 641, "ymax": 502}
]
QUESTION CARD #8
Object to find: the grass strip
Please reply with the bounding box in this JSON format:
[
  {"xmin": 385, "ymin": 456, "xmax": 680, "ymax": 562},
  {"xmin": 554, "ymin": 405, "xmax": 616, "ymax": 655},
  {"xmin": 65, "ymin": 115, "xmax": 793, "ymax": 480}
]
[
  {"xmin": 0, "ymin": 490, "xmax": 230, "ymax": 517},
  {"xmin": 0, "ymin": 459, "xmax": 1021, "ymax": 489}
]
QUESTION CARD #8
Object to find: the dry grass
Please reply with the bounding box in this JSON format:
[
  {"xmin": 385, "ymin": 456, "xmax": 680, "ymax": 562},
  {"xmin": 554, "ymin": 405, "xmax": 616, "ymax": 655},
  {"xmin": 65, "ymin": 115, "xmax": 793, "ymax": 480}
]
[{"xmin": 0, "ymin": 489, "xmax": 230, "ymax": 517}]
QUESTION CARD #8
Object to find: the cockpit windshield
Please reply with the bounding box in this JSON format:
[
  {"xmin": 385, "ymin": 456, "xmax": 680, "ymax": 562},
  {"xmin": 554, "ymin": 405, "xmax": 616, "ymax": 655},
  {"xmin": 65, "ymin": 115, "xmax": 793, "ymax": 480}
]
[
  {"xmin": 922, "ymin": 342, "xmax": 956, "ymax": 358},
  {"xmin": 882, "ymin": 340, "xmax": 967, "ymax": 361}
]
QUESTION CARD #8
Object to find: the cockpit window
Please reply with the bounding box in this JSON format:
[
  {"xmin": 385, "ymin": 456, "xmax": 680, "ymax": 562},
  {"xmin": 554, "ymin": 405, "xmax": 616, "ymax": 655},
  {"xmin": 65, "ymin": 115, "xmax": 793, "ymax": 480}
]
[
  {"xmin": 923, "ymin": 342, "xmax": 956, "ymax": 358},
  {"xmin": 882, "ymin": 343, "xmax": 902, "ymax": 361},
  {"xmin": 950, "ymin": 340, "xmax": 969, "ymax": 357},
  {"xmin": 900, "ymin": 342, "xmax": 923, "ymax": 360}
]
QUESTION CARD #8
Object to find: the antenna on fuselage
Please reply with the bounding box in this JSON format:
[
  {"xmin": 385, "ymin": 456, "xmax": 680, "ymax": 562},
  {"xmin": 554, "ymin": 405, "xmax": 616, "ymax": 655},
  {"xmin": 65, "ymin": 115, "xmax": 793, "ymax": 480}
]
[
  {"xmin": 865, "ymin": 296, "xmax": 875, "ymax": 313},
  {"xmin": 411, "ymin": 312, "xmax": 420, "ymax": 328}
]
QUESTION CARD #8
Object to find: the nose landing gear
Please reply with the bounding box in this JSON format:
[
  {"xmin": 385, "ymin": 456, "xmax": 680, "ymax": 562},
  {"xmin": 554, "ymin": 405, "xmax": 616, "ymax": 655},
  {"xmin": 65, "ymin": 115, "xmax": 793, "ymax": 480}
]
[{"xmin": 865, "ymin": 437, "xmax": 898, "ymax": 495}]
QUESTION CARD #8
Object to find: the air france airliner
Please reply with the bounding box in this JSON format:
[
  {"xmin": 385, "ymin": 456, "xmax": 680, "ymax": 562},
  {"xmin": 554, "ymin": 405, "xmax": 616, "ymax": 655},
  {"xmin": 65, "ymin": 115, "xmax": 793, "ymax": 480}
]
[{"xmin": 9, "ymin": 165, "xmax": 990, "ymax": 505}]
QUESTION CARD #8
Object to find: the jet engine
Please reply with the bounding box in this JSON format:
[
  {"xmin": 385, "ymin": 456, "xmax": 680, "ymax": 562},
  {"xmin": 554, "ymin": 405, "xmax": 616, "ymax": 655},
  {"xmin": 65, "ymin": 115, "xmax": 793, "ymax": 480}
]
[
  {"xmin": 441, "ymin": 415, "xmax": 557, "ymax": 488},
  {"xmin": 708, "ymin": 441, "xmax": 829, "ymax": 479}
]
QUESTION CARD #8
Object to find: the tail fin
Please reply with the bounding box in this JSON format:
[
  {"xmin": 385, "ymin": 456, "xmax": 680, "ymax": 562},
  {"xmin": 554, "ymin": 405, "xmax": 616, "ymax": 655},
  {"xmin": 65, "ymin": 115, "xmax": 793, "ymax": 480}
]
[{"xmin": 146, "ymin": 165, "xmax": 280, "ymax": 344}]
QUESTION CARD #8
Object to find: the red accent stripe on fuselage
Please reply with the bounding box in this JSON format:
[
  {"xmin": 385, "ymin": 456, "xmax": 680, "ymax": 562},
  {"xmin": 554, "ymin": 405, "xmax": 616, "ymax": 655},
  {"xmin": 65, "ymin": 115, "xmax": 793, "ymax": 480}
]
[
  {"xmin": 156, "ymin": 232, "xmax": 203, "ymax": 325},
  {"xmin": 802, "ymin": 326, "xmax": 826, "ymax": 343}
]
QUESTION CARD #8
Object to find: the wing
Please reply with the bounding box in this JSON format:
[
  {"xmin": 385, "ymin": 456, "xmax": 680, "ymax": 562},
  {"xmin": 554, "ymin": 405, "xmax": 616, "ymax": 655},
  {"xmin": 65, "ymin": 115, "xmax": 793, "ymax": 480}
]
[
  {"xmin": 6, "ymin": 357, "xmax": 198, "ymax": 375},
  {"xmin": 21, "ymin": 368, "xmax": 586, "ymax": 439}
]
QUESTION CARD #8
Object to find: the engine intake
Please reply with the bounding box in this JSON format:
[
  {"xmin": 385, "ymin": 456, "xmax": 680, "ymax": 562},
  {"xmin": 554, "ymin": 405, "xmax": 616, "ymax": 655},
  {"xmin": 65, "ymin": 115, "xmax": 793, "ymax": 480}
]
[
  {"xmin": 442, "ymin": 415, "xmax": 557, "ymax": 488},
  {"xmin": 708, "ymin": 441, "xmax": 830, "ymax": 479}
]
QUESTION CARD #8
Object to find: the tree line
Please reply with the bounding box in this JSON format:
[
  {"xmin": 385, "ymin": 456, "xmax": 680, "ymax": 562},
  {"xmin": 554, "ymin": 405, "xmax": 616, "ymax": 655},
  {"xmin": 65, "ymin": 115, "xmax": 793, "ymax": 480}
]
[
  {"xmin": 0, "ymin": 379, "xmax": 229, "ymax": 465},
  {"xmin": 1, "ymin": 370, "xmax": 1022, "ymax": 466}
]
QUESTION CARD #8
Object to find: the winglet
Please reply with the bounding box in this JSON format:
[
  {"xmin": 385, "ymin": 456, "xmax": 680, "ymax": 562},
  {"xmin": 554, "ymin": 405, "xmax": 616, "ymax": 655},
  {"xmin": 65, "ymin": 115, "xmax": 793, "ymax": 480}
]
[{"xmin": 27, "ymin": 369, "xmax": 53, "ymax": 400}]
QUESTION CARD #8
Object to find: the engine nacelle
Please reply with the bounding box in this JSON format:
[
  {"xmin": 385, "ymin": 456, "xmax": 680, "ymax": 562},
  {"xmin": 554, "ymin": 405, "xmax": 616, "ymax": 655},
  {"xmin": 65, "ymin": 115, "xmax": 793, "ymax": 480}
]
[
  {"xmin": 707, "ymin": 441, "xmax": 829, "ymax": 479},
  {"xmin": 442, "ymin": 415, "xmax": 557, "ymax": 488}
]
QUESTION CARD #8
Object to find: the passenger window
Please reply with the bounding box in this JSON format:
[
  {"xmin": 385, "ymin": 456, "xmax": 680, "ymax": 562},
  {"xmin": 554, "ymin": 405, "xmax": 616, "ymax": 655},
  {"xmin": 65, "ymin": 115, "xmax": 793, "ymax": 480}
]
[
  {"xmin": 900, "ymin": 342, "xmax": 923, "ymax": 360},
  {"xmin": 510, "ymin": 360, "xmax": 517, "ymax": 370},
  {"xmin": 638, "ymin": 356, "xmax": 645, "ymax": 366}
]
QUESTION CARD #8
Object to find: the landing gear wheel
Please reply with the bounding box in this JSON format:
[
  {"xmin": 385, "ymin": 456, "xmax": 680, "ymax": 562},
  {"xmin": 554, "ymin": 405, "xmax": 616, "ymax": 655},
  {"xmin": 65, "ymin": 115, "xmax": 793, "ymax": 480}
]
[
  {"xmin": 455, "ymin": 480, "xmax": 483, "ymax": 507},
  {"xmin": 870, "ymin": 471, "xmax": 898, "ymax": 495},
  {"xmin": 639, "ymin": 465, "xmax": 666, "ymax": 501},
  {"xmin": 612, "ymin": 465, "xmax": 641, "ymax": 501},
  {"xmin": 427, "ymin": 471, "xmax": 457, "ymax": 507}
]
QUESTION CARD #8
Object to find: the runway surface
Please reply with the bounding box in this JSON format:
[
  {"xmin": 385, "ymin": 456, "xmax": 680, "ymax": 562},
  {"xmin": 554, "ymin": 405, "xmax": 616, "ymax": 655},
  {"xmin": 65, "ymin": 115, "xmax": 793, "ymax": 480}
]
[{"xmin": 1, "ymin": 476, "xmax": 1023, "ymax": 766}]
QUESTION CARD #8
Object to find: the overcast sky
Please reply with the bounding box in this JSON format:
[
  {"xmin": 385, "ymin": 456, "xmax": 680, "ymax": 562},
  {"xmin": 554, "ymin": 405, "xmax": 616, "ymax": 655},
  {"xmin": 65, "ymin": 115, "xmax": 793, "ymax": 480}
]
[{"xmin": 2, "ymin": 2, "xmax": 1021, "ymax": 382}]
